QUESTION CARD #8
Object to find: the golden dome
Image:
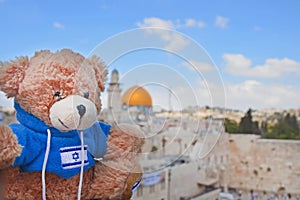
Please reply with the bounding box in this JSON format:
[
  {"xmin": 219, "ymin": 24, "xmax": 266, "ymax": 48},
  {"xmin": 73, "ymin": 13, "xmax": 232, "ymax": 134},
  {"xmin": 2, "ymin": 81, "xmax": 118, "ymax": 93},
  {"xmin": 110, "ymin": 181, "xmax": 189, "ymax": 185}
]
[{"xmin": 122, "ymin": 85, "xmax": 152, "ymax": 107}]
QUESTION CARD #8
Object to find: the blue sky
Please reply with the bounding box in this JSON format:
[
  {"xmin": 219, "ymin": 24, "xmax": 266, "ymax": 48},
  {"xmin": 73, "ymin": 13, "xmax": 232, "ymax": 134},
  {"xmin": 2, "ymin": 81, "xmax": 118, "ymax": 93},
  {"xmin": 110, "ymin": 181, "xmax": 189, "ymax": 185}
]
[{"xmin": 0, "ymin": 0, "xmax": 300, "ymax": 111}]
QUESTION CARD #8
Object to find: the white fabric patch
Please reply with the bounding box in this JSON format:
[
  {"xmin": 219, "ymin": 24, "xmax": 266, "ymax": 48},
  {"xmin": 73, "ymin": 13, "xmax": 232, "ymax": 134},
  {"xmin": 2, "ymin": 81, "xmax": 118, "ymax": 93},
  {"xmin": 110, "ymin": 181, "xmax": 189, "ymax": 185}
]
[{"xmin": 60, "ymin": 145, "xmax": 89, "ymax": 169}]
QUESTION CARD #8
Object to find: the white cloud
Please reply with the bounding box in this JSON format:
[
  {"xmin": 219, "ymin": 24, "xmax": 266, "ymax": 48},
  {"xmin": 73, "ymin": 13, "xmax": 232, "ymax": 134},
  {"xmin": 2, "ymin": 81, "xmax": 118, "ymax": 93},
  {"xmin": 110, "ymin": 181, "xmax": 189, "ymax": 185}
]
[
  {"xmin": 53, "ymin": 22, "xmax": 64, "ymax": 29},
  {"xmin": 159, "ymin": 85, "xmax": 201, "ymax": 111},
  {"xmin": 137, "ymin": 17, "xmax": 190, "ymax": 52},
  {"xmin": 151, "ymin": 77, "xmax": 300, "ymax": 111},
  {"xmin": 137, "ymin": 17, "xmax": 175, "ymax": 29},
  {"xmin": 182, "ymin": 60, "xmax": 214, "ymax": 72},
  {"xmin": 148, "ymin": 79, "xmax": 225, "ymax": 111},
  {"xmin": 223, "ymin": 53, "xmax": 300, "ymax": 78},
  {"xmin": 215, "ymin": 16, "xmax": 229, "ymax": 29},
  {"xmin": 137, "ymin": 17, "xmax": 205, "ymax": 30},
  {"xmin": 225, "ymin": 80, "xmax": 300, "ymax": 110},
  {"xmin": 185, "ymin": 18, "xmax": 196, "ymax": 27},
  {"xmin": 184, "ymin": 18, "xmax": 205, "ymax": 28},
  {"xmin": 164, "ymin": 33, "xmax": 190, "ymax": 52},
  {"xmin": 197, "ymin": 21, "xmax": 205, "ymax": 28},
  {"xmin": 190, "ymin": 79, "xmax": 300, "ymax": 110},
  {"xmin": 194, "ymin": 80, "xmax": 225, "ymax": 108},
  {"xmin": 136, "ymin": 17, "xmax": 206, "ymax": 52},
  {"xmin": 223, "ymin": 53, "xmax": 252, "ymax": 72}
]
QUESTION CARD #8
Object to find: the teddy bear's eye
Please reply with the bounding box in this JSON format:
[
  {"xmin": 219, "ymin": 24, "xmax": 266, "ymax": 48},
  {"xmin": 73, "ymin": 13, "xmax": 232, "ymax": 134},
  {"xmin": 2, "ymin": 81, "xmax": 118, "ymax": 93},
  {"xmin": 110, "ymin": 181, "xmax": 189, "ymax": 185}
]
[
  {"xmin": 54, "ymin": 91, "xmax": 63, "ymax": 100},
  {"xmin": 83, "ymin": 92, "xmax": 89, "ymax": 99},
  {"xmin": 54, "ymin": 91, "xmax": 61, "ymax": 97}
]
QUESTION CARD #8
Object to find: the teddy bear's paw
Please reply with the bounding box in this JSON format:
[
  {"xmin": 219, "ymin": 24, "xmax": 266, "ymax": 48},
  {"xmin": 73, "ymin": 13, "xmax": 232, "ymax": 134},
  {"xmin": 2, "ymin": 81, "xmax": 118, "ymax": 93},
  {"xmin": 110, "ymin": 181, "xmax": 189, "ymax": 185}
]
[
  {"xmin": 87, "ymin": 124, "xmax": 144, "ymax": 200},
  {"xmin": 0, "ymin": 126, "xmax": 22, "ymax": 169},
  {"xmin": 98, "ymin": 124, "xmax": 144, "ymax": 174},
  {"xmin": 121, "ymin": 165, "xmax": 143, "ymax": 200},
  {"xmin": 87, "ymin": 163, "xmax": 142, "ymax": 200},
  {"xmin": 107, "ymin": 124, "xmax": 144, "ymax": 153}
]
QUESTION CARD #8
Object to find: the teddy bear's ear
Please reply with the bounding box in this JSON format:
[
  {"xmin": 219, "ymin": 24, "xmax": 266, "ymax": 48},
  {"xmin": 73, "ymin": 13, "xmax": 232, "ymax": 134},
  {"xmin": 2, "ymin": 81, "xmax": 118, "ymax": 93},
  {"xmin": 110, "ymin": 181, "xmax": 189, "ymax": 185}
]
[
  {"xmin": 0, "ymin": 56, "xmax": 29, "ymax": 98},
  {"xmin": 88, "ymin": 55, "xmax": 108, "ymax": 92}
]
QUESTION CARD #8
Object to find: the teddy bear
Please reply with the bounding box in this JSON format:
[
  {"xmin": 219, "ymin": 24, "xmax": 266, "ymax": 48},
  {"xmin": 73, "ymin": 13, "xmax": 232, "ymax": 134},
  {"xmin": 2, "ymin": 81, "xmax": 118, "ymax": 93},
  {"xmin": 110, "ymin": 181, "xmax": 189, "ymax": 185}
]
[{"xmin": 0, "ymin": 49, "xmax": 144, "ymax": 200}]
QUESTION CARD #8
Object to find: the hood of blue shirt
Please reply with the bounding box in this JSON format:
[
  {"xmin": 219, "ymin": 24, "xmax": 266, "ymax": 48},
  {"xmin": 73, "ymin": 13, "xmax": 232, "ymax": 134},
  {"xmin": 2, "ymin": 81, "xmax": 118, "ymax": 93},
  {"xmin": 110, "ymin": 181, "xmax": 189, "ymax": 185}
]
[{"xmin": 12, "ymin": 101, "xmax": 94, "ymax": 178}]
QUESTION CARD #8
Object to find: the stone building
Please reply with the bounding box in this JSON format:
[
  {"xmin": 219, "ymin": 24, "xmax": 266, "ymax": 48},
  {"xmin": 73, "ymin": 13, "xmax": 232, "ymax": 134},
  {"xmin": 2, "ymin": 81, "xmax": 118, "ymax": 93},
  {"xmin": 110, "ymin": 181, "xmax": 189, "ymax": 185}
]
[{"xmin": 103, "ymin": 69, "xmax": 300, "ymax": 200}]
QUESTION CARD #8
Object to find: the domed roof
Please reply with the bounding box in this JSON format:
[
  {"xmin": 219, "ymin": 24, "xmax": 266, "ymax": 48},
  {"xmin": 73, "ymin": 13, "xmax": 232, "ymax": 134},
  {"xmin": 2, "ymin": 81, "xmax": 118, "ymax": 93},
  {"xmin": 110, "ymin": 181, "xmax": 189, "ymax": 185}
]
[
  {"xmin": 122, "ymin": 85, "xmax": 152, "ymax": 107},
  {"xmin": 112, "ymin": 69, "xmax": 119, "ymax": 74}
]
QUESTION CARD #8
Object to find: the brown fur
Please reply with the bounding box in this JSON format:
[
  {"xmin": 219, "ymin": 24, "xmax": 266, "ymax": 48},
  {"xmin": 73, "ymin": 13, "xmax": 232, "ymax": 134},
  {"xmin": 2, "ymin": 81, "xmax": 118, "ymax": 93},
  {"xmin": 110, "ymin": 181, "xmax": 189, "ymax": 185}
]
[
  {"xmin": 0, "ymin": 49, "xmax": 144, "ymax": 200},
  {"xmin": 0, "ymin": 126, "xmax": 22, "ymax": 169},
  {"xmin": 0, "ymin": 56, "xmax": 29, "ymax": 98}
]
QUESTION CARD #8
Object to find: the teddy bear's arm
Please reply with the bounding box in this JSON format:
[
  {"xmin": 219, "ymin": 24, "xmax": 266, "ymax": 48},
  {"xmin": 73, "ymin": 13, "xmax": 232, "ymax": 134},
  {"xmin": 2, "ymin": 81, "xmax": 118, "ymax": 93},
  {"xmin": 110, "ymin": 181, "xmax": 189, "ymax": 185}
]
[
  {"xmin": 85, "ymin": 124, "xmax": 144, "ymax": 200},
  {"xmin": 0, "ymin": 125, "xmax": 22, "ymax": 169}
]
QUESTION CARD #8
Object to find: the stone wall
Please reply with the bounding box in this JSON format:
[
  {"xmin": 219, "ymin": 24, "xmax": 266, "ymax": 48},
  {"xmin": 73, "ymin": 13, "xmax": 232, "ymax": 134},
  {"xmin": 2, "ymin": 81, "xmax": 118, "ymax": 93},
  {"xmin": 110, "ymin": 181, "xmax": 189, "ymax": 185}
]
[
  {"xmin": 169, "ymin": 162, "xmax": 205, "ymax": 200},
  {"xmin": 227, "ymin": 134, "xmax": 300, "ymax": 194}
]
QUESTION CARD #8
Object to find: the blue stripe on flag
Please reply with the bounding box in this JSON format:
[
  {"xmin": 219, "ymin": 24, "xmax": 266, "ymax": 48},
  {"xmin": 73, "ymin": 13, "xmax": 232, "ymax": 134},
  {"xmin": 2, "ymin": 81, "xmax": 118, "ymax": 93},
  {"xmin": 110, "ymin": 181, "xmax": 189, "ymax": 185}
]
[
  {"xmin": 60, "ymin": 146, "xmax": 87, "ymax": 153},
  {"xmin": 62, "ymin": 160, "xmax": 89, "ymax": 168}
]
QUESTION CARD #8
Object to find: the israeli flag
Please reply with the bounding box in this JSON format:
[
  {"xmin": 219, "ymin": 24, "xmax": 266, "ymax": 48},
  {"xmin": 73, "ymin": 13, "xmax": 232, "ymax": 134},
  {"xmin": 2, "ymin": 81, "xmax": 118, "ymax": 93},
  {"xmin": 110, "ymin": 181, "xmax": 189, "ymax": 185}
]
[{"xmin": 60, "ymin": 145, "xmax": 89, "ymax": 169}]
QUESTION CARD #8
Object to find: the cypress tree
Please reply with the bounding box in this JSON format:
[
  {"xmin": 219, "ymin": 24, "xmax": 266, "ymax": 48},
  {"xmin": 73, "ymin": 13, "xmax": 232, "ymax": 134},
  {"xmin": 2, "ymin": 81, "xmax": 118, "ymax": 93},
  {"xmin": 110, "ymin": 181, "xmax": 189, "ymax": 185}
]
[{"xmin": 239, "ymin": 109, "xmax": 254, "ymax": 133}]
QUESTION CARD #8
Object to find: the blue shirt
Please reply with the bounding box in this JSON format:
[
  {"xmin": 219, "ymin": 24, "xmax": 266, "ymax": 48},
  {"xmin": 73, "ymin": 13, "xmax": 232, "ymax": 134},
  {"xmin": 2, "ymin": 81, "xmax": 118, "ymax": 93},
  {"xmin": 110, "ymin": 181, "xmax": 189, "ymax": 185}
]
[{"xmin": 10, "ymin": 102, "xmax": 110, "ymax": 179}]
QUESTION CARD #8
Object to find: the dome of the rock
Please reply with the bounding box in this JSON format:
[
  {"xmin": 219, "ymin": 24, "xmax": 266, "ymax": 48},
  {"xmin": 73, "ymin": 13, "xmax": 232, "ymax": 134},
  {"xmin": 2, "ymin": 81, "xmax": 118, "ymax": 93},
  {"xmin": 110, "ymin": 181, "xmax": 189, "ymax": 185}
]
[{"xmin": 122, "ymin": 85, "xmax": 152, "ymax": 107}]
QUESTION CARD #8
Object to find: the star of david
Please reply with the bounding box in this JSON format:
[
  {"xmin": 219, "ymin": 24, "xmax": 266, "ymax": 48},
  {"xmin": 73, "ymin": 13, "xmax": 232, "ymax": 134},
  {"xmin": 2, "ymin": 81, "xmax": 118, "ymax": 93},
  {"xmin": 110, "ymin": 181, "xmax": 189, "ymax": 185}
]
[{"xmin": 72, "ymin": 152, "xmax": 79, "ymax": 161}]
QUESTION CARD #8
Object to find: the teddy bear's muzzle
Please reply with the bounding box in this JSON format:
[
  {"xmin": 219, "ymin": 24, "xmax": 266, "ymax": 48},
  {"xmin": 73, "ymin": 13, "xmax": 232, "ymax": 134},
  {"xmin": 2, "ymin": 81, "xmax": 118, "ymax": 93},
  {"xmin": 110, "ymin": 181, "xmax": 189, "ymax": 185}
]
[{"xmin": 49, "ymin": 95, "xmax": 97, "ymax": 131}]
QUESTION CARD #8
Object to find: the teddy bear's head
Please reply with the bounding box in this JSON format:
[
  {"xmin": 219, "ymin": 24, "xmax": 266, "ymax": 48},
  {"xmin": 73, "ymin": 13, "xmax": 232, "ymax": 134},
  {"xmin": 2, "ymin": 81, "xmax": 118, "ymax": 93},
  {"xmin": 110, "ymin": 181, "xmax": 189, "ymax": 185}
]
[{"xmin": 0, "ymin": 49, "xmax": 107, "ymax": 131}]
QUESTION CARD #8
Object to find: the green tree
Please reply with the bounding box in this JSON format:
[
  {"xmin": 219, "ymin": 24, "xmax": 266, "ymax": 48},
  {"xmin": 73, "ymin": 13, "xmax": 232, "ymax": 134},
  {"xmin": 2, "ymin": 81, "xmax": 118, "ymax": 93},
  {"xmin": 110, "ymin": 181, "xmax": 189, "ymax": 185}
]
[
  {"xmin": 253, "ymin": 121, "xmax": 261, "ymax": 135},
  {"xmin": 284, "ymin": 114, "xmax": 299, "ymax": 133},
  {"xmin": 239, "ymin": 109, "xmax": 253, "ymax": 133},
  {"xmin": 263, "ymin": 113, "xmax": 300, "ymax": 140},
  {"xmin": 224, "ymin": 118, "xmax": 239, "ymax": 133},
  {"xmin": 238, "ymin": 109, "xmax": 261, "ymax": 134},
  {"xmin": 261, "ymin": 121, "xmax": 268, "ymax": 134}
]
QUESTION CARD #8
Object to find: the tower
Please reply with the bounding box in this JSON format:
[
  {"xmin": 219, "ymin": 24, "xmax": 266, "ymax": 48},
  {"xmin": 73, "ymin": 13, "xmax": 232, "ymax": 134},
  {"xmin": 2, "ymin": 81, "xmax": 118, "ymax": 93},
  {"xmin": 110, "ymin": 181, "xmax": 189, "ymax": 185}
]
[{"xmin": 107, "ymin": 69, "xmax": 122, "ymax": 112}]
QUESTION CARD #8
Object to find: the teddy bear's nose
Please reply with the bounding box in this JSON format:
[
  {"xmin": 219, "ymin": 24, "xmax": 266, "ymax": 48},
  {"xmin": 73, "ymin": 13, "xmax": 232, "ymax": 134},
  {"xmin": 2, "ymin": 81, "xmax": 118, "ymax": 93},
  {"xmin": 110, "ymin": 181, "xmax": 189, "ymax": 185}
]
[{"xmin": 77, "ymin": 104, "xmax": 86, "ymax": 117}]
